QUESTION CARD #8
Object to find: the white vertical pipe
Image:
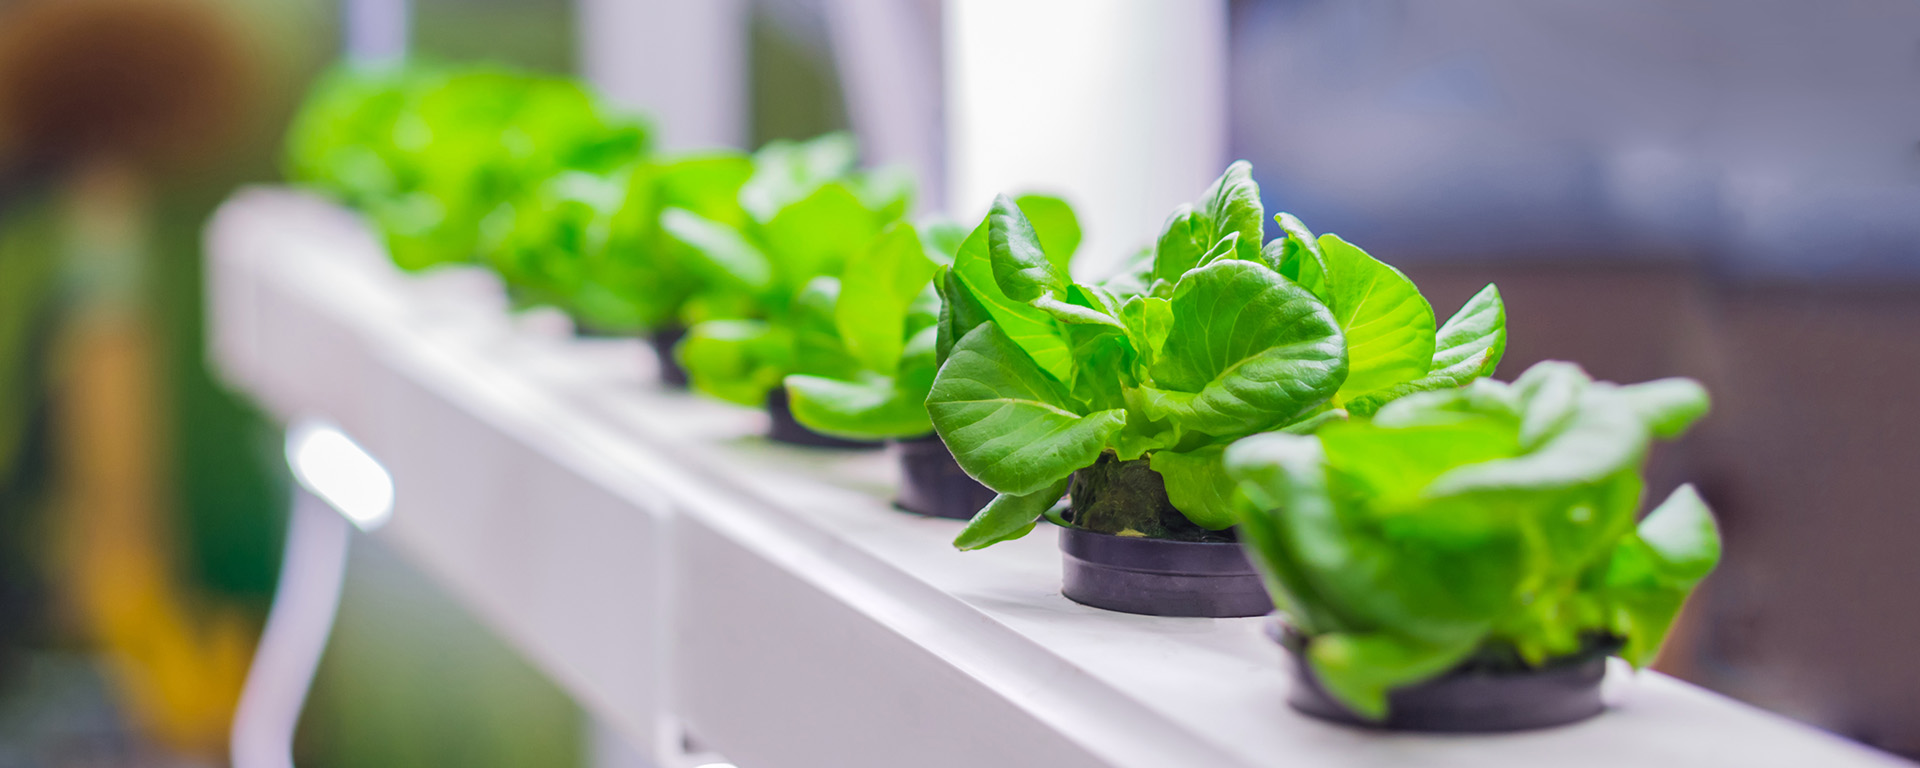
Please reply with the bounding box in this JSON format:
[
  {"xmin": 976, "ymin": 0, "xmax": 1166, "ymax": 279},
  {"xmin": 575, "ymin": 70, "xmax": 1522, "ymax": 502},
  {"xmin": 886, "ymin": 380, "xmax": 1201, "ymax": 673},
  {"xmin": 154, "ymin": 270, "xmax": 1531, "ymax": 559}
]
[
  {"xmin": 230, "ymin": 492, "xmax": 351, "ymax": 768},
  {"xmin": 344, "ymin": 0, "xmax": 410, "ymax": 64},
  {"xmin": 579, "ymin": 0, "xmax": 751, "ymax": 151},
  {"xmin": 945, "ymin": 0, "xmax": 1228, "ymax": 277},
  {"xmin": 824, "ymin": 0, "xmax": 948, "ymax": 210}
]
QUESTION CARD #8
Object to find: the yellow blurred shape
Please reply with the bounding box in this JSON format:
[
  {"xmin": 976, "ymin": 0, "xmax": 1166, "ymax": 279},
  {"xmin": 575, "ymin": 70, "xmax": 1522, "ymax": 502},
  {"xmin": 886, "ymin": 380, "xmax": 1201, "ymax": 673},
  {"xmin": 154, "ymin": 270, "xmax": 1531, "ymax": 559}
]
[{"xmin": 50, "ymin": 163, "xmax": 257, "ymax": 758}]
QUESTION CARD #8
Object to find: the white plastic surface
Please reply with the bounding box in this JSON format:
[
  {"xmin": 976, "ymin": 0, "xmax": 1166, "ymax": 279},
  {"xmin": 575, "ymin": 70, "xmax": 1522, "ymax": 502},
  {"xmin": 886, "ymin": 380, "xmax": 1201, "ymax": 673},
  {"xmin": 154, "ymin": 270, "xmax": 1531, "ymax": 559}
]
[{"xmin": 206, "ymin": 188, "xmax": 1913, "ymax": 768}]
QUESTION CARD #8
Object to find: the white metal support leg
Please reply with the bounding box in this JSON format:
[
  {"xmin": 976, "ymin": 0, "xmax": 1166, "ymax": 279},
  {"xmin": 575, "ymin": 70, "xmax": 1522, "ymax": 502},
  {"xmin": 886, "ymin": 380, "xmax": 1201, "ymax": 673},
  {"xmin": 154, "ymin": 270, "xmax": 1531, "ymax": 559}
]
[
  {"xmin": 230, "ymin": 421, "xmax": 393, "ymax": 768},
  {"xmin": 228, "ymin": 490, "xmax": 350, "ymax": 768}
]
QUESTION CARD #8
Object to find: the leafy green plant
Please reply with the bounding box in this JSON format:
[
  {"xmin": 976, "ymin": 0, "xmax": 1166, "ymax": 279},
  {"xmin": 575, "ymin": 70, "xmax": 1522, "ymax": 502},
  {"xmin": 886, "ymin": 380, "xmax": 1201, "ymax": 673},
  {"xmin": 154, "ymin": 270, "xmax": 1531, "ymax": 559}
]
[
  {"xmin": 591, "ymin": 153, "xmax": 757, "ymax": 332},
  {"xmin": 780, "ymin": 196, "xmax": 1079, "ymax": 441},
  {"xmin": 286, "ymin": 64, "xmax": 650, "ymax": 272},
  {"xmin": 1224, "ymin": 361, "xmax": 1719, "ymax": 719},
  {"xmin": 285, "ymin": 65, "xmax": 420, "ymax": 207},
  {"xmin": 481, "ymin": 168, "xmax": 627, "ymax": 313},
  {"xmin": 481, "ymin": 151, "xmax": 754, "ymax": 332},
  {"xmin": 664, "ymin": 133, "xmax": 920, "ymax": 406},
  {"xmin": 928, "ymin": 161, "xmax": 1507, "ymax": 549},
  {"xmin": 383, "ymin": 70, "xmax": 648, "ymax": 271}
]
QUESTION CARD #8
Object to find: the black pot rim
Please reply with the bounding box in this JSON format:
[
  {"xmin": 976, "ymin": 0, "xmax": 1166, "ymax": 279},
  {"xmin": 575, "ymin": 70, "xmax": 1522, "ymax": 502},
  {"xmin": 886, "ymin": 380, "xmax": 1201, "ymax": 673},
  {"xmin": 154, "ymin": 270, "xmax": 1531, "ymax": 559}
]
[
  {"xmin": 1266, "ymin": 616, "xmax": 1611, "ymax": 732},
  {"xmin": 1057, "ymin": 524, "xmax": 1255, "ymax": 576},
  {"xmin": 1265, "ymin": 618, "xmax": 1619, "ymax": 675},
  {"xmin": 1057, "ymin": 525, "xmax": 1273, "ymax": 617}
]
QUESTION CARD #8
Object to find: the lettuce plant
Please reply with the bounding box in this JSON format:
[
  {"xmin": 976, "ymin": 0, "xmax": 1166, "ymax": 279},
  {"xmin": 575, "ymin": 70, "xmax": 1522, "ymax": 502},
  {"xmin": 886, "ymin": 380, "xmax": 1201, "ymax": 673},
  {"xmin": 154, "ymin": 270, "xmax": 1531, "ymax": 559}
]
[
  {"xmin": 783, "ymin": 196, "xmax": 1079, "ymax": 441},
  {"xmin": 664, "ymin": 134, "xmax": 918, "ymax": 406},
  {"xmin": 285, "ymin": 65, "xmax": 419, "ymax": 207},
  {"xmin": 286, "ymin": 64, "xmax": 650, "ymax": 271},
  {"xmin": 481, "ymin": 152, "xmax": 753, "ymax": 332},
  {"xmin": 482, "ymin": 168, "xmax": 627, "ymax": 313},
  {"xmin": 1224, "ymin": 361, "xmax": 1720, "ymax": 719},
  {"xmin": 775, "ymin": 219, "xmax": 951, "ymax": 440},
  {"xmin": 929, "ymin": 162, "xmax": 1507, "ymax": 550},
  {"xmin": 382, "ymin": 70, "xmax": 648, "ymax": 271},
  {"xmin": 590, "ymin": 153, "xmax": 757, "ymax": 332}
]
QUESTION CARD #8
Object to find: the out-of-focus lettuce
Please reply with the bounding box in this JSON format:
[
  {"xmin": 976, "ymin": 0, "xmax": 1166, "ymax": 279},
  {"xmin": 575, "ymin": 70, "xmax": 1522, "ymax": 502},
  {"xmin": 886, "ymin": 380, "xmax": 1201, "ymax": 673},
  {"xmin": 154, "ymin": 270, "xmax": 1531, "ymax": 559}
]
[
  {"xmin": 1224, "ymin": 362, "xmax": 1719, "ymax": 719},
  {"xmin": 663, "ymin": 133, "xmax": 920, "ymax": 406},
  {"xmin": 775, "ymin": 195, "xmax": 1072, "ymax": 442},
  {"xmin": 284, "ymin": 65, "xmax": 420, "ymax": 207},
  {"xmin": 285, "ymin": 64, "xmax": 651, "ymax": 272}
]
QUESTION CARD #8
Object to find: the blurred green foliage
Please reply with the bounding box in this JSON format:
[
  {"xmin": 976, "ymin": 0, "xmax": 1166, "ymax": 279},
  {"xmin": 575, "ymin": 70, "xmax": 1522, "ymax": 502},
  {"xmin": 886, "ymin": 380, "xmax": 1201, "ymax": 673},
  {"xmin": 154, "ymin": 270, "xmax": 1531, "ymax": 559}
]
[{"xmin": 0, "ymin": 197, "xmax": 59, "ymax": 663}]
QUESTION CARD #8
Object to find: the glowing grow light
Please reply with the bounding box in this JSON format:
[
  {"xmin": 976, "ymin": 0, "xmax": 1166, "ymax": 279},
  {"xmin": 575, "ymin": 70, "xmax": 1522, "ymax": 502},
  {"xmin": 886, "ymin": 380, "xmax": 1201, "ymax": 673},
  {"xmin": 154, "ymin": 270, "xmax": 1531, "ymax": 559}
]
[{"xmin": 285, "ymin": 420, "xmax": 394, "ymax": 531}]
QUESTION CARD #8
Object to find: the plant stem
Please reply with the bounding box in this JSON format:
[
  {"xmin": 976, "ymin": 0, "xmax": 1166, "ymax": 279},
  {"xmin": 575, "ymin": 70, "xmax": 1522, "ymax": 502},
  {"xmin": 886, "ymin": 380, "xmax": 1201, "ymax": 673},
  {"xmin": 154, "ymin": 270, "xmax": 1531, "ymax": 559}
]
[{"xmin": 1068, "ymin": 452, "xmax": 1230, "ymax": 542}]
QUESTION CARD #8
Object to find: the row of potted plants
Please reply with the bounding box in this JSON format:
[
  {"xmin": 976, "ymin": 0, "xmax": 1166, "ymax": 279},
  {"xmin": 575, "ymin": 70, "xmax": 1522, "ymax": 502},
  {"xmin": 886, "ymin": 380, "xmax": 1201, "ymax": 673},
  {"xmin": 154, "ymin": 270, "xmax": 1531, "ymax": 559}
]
[{"xmin": 284, "ymin": 63, "xmax": 1721, "ymax": 732}]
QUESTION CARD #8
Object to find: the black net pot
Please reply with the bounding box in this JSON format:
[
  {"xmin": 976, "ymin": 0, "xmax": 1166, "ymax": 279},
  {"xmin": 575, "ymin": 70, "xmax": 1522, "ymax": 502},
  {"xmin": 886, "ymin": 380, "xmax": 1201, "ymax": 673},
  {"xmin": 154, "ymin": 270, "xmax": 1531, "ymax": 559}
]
[
  {"xmin": 765, "ymin": 388, "xmax": 883, "ymax": 449},
  {"xmin": 1268, "ymin": 619, "xmax": 1610, "ymax": 732},
  {"xmin": 891, "ymin": 434, "xmax": 995, "ymax": 520},
  {"xmin": 651, "ymin": 324, "xmax": 690, "ymax": 388},
  {"xmin": 1057, "ymin": 526, "xmax": 1274, "ymax": 618}
]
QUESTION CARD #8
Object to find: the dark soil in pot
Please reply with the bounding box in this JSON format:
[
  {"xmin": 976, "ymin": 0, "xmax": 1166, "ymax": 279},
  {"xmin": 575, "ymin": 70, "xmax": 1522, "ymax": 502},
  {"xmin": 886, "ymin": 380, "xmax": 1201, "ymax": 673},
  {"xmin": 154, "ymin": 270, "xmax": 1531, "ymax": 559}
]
[
  {"xmin": 1268, "ymin": 619, "xmax": 1612, "ymax": 732},
  {"xmin": 765, "ymin": 388, "xmax": 882, "ymax": 449},
  {"xmin": 891, "ymin": 434, "xmax": 995, "ymax": 520},
  {"xmin": 651, "ymin": 324, "xmax": 689, "ymax": 388},
  {"xmin": 1057, "ymin": 454, "xmax": 1273, "ymax": 618}
]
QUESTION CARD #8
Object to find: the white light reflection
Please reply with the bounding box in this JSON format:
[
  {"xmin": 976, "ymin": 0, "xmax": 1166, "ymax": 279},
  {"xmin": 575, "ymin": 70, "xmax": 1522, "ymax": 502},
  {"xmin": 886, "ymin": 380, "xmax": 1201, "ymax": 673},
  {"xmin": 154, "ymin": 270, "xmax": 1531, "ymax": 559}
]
[{"xmin": 285, "ymin": 421, "xmax": 394, "ymax": 531}]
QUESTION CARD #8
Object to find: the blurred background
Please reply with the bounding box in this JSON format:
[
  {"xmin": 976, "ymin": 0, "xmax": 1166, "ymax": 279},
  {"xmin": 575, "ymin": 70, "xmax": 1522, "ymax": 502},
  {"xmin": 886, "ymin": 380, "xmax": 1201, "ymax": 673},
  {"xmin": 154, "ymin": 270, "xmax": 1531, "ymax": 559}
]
[{"xmin": 0, "ymin": 0, "xmax": 1915, "ymax": 765}]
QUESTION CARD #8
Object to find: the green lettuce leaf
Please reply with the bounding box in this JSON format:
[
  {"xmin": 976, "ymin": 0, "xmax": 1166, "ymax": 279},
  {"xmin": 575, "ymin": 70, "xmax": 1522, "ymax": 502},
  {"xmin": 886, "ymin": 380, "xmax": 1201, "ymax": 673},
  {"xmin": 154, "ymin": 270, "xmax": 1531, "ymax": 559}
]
[
  {"xmin": 784, "ymin": 371, "xmax": 932, "ymax": 440},
  {"xmin": 1602, "ymin": 484, "xmax": 1721, "ymax": 666},
  {"xmin": 786, "ymin": 196, "xmax": 1086, "ymax": 442},
  {"xmin": 739, "ymin": 133, "xmax": 859, "ymax": 223},
  {"xmin": 1013, "ymin": 193, "xmax": 1082, "ymax": 276},
  {"xmin": 661, "ymin": 207, "xmax": 773, "ymax": 294},
  {"xmin": 1140, "ymin": 260, "xmax": 1347, "ymax": 435},
  {"xmin": 790, "ymin": 276, "xmax": 863, "ymax": 381},
  {"xmin": 986, "ymin": 194, "xmax": 1067, "ymax": 302},
  {"xmin": 761, "ymin": 182, "xmax": 884, "ymax": 301},
  {"xmin": 935, "ymin": 265, "xmax": 990, "ymax": 363},
  {"xmin": 678, "ymin": 319, "xmax": 793, "ymax": 406},
  {"xmin": 835, "ymin": 222, "xmax": 936, "ymax": 373},
  {"xmin": 1318, "ymin": 233, "xmax": 1435, "ymax": 404},
  {"xmin": 1306, "ymin": 632, "xmax": 1482, "ymax": 722},
  {"xmin": 955, "ymin": 478, "xmax": 1072, "ymax": 551},
  {"xmin": 1345, "ymin": 284, "xmax": 1506, "ymax": 417},
  {"xmin": 1225, "ymin": 361, "xmax": 1720, "ymax": 718},
  {"xmin": 1147, "ymin": 445, "xmax": 1236, "ymax": 530},
  {"xmin": 926, "ymin": 322, "xmax": 1126, "ymax": 496},
  {"xmin": 1152, "ymin": 205, "xmax": 1207, "ymax": 286},
  {"xmin": 1618, "ymin": 377, "xmax": 1711, "ymax": 439},
  {"xmin": 1196, "ymin": 160, "xmax": 1265, "ymax": 263},
  {"xmin": 1271, "ymin": 213, "xmax": 1329, "ymax": 300},
  {"xmin": 948, "ymin": 216, "xmax": 1074, "ymax": 382}
]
